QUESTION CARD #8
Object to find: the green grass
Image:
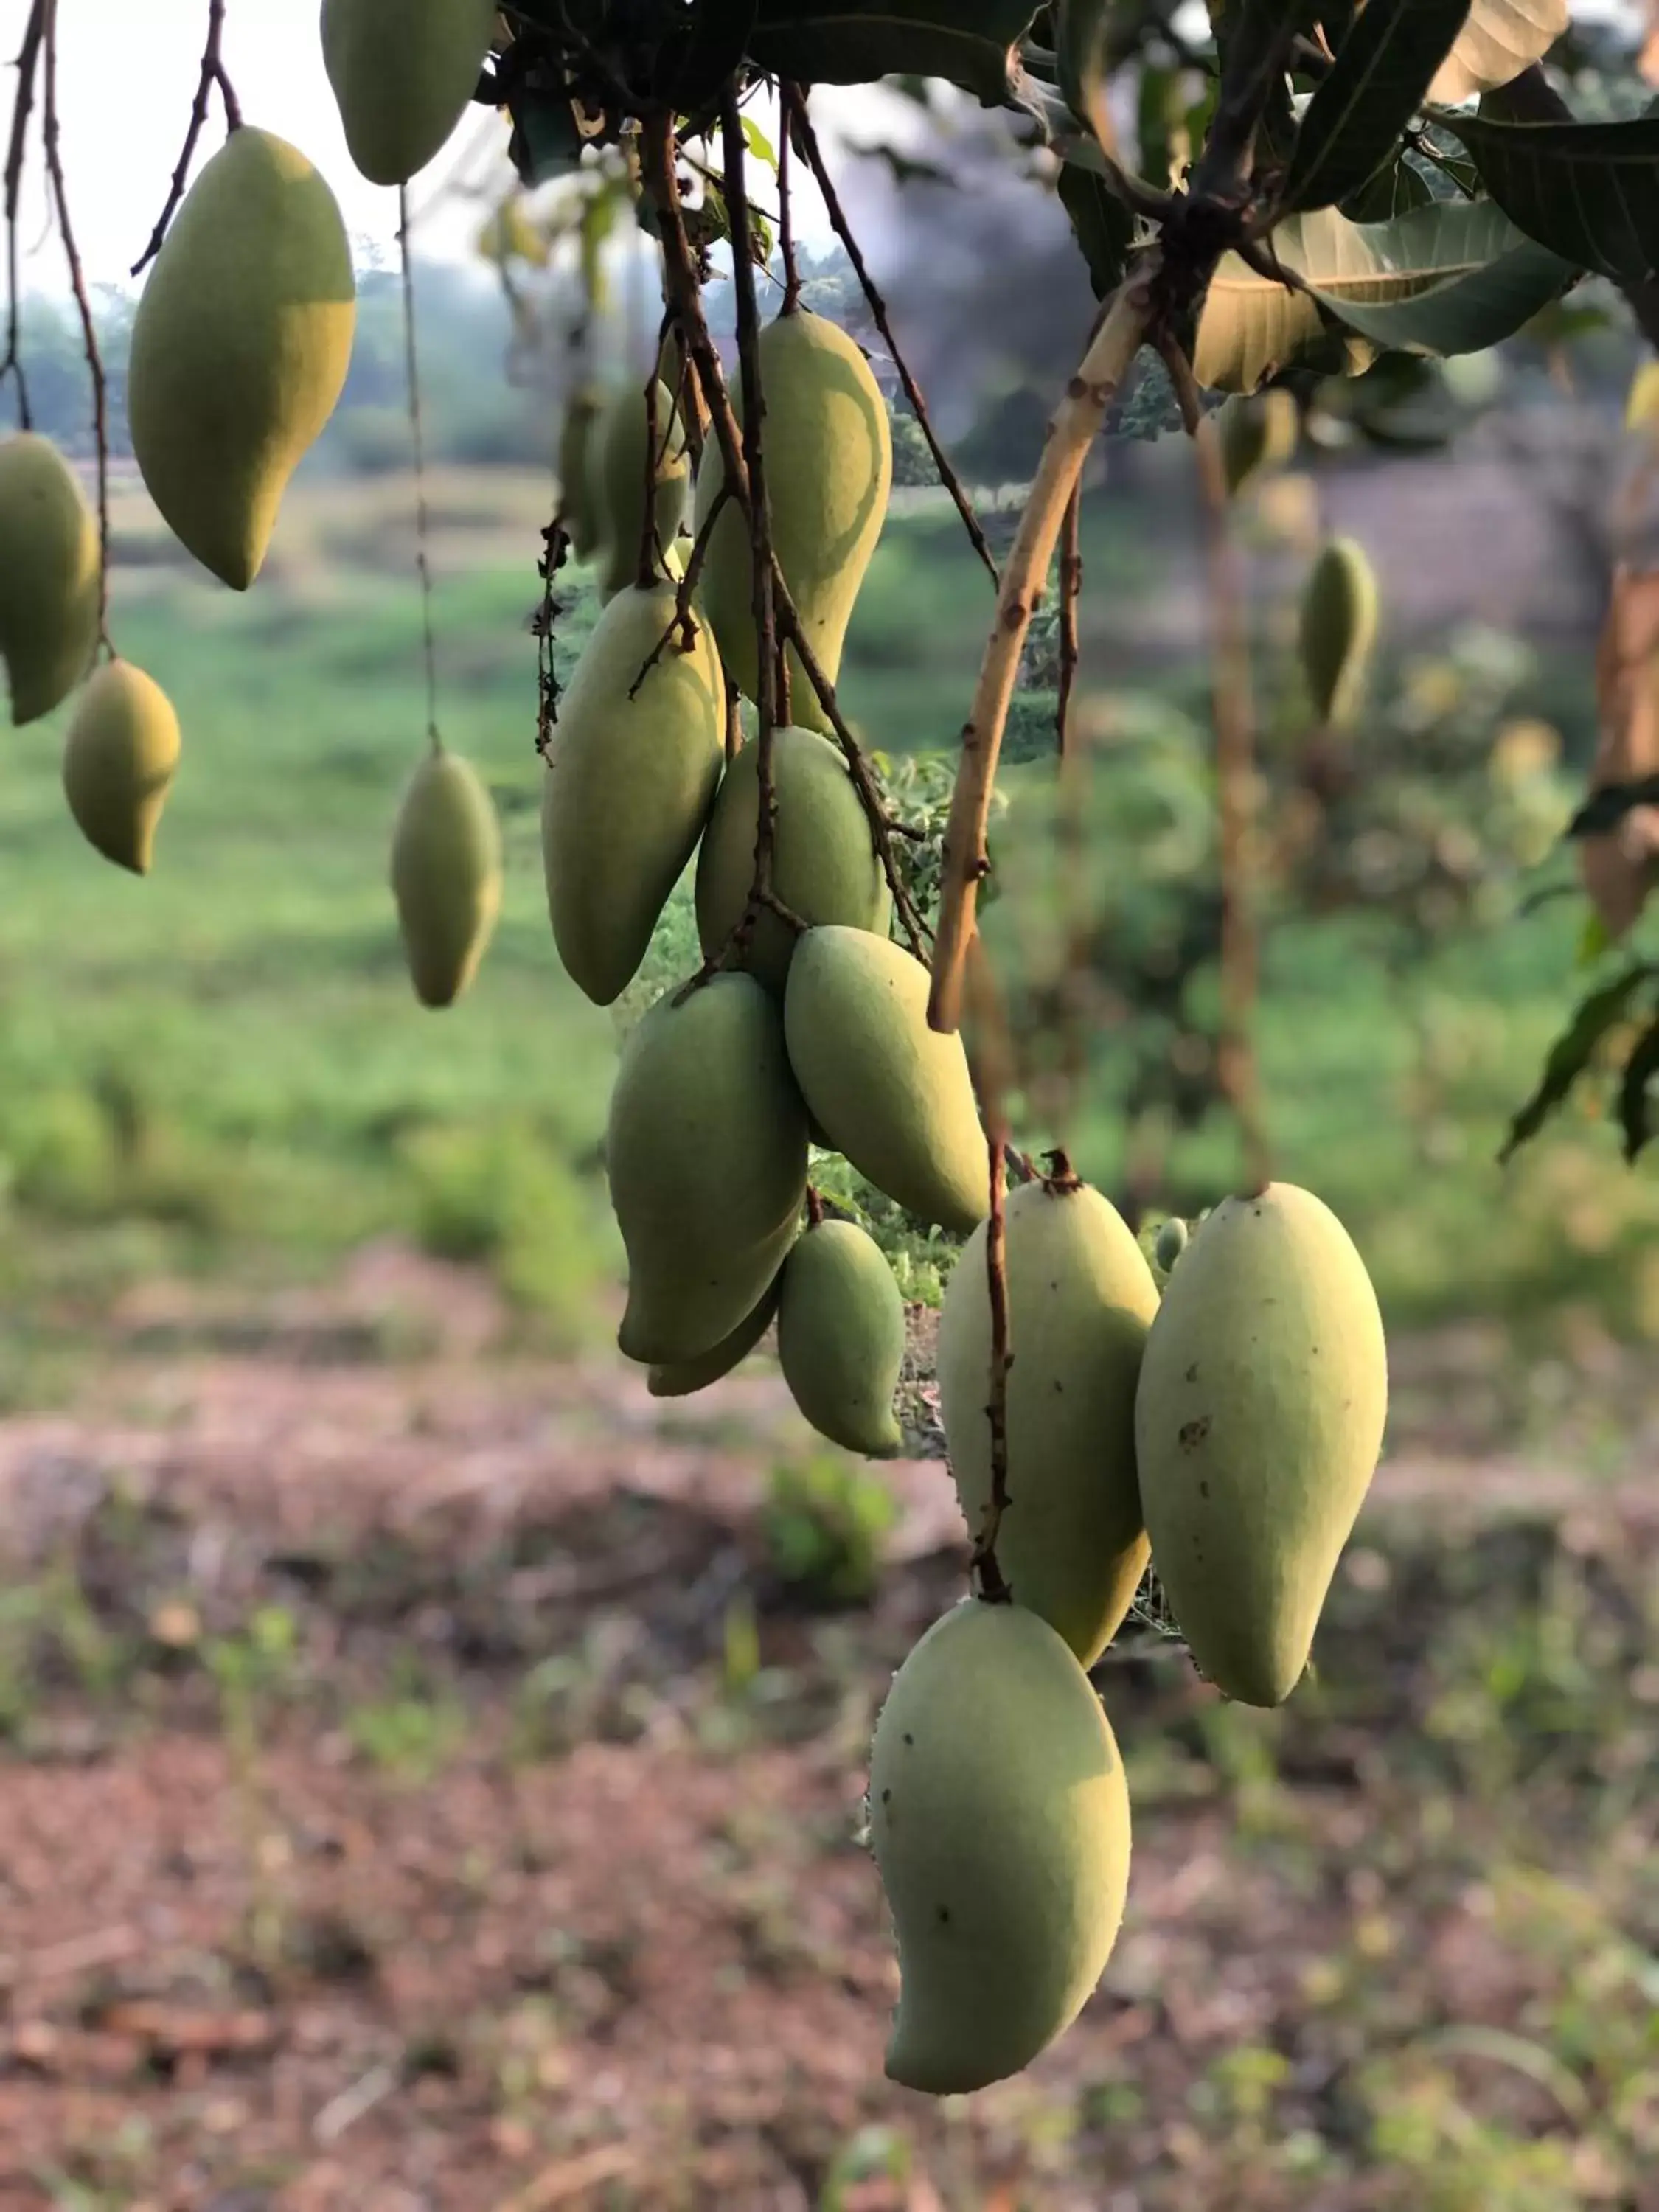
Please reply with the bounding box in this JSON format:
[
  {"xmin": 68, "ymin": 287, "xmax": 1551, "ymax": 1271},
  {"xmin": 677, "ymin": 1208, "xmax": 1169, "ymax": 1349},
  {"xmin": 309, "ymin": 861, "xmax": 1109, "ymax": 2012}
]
[{"xmin": 1, "ymin": 469, "xmax": 1652, "ymax": 1371}]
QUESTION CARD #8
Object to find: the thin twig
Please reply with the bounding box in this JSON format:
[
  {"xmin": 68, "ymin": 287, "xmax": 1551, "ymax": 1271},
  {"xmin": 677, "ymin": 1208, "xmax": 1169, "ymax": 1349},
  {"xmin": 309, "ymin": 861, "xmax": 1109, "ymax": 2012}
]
[
  {"xmin": 964, "ymin": 938, "xmax": 1013, "ymax": 1601},
  {"xmin": 1056, "ymin": 480, "xmax": 1082, "ymax": 758},
  {"xmin": 130, "ymin": 0, "xmax": 240, "ymax": 277},
  {"xmin": 784, "ymin": 83, "xmax": 998, "ymax": 588},
  {"xmin": 629, "ymin": 481, "xmax": 728, "ymax": 699},
  {"xmin": 928, "ymin": 265, "xmax": 1158, "ymax": 1032},
  {"xmin": 636, "ymin": 341, "xmax": 663, "ymax": 591},
  {"xmin": 398, "ymin": 187, "xmax": 440, "ymax": 750},
  {"xmin": 641, "ymin": 111, "xmax": 930, "ymax": 961},
  {"xmin": 778, "ymin": 86, "xmax": 801, "ymax": 315},
  {"xmin": 1161, "ymin": 333, "xmax": 1269, "ymax": 1195},
  {"xmin": 1, "ymin": 0, "xmax": 44, "ymax": 428},
  {"xmin": 41, "ymin": 0, "xmax": 108, "ymax": 657}
]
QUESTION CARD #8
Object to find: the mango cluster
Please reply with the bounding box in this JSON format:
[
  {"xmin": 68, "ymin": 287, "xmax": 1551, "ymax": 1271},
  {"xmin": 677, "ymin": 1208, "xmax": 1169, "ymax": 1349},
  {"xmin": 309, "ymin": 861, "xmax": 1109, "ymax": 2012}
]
[
  {"xmin": 871, "ymin": 1175, "xmax": 1388, "ymax": 2094},
  {"xmin": 545, "ymin": 302, "xmax": 936, "ymax": 1454}
]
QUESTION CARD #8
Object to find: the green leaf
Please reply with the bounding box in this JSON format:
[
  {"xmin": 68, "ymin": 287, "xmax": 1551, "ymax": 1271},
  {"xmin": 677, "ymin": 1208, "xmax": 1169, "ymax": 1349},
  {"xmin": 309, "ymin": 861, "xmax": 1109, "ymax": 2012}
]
[
  {"xmin": 1339, "ymin": 150, "xmax": 1435, "ymax": 223},
  {"xmin": 1057, "ymin": 161, "xmax": 1134, "ymax": 299},
  {"xmin": 748, "ymin": 0, "xmax": 1040, "ymax": 102},
  {"xmin": 741, "ymin": 114, "xmax": 779, "ymax": 172},
  {"xmin": 1498, "ymin": 964, "xmax": 1657, "ymax": 1164},
  {"xmin": 1618, "ymin": 1014, "xmax": 1659, "ymax": 1161},
  {"xmin": 1056, "ymin": 0, "xmax": 1113, "ymax": 145},
  {"xmin": 1428, "ymin": 0, "xmax": 1568, "ymax": 106},
  {"xmin": 1284, "ymin": 0, "xmax": 1472, "ymax": 215},
  {"xmin": 1449, "ymin": 108, "xmax": 1659, "ymax": 285},
  {"xmin": 1194, "ymin": 198, "xmax": 1572, "ymax": 391}
]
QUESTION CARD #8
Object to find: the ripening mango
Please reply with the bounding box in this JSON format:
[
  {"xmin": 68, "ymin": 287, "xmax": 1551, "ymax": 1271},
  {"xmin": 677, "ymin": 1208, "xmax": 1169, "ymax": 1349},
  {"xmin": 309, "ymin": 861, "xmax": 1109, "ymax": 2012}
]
[
  {"xmin": 541, "ymin": 581, "xmax": 724, "ymax": 1006},
  {"xmin": 61, "ymin": 660, "xmax": 181, "ymax": 875},
  {"xmin": 389, "ymin": 745, "xmax": 502, "ymax": 1008},
  {"xmin": 695, "ymin": 309, "xmax": 891, "ymax": 734},
  {"xmin": 557, "ymin": 382, "xmax": 606, "ymax": 563},
  {"xmin": 1217, "ymin": 387, "xmax": 1299, "ymax": 498},
  {"xmin": 1154, "ymin": 1216, "xmax": 1189, "ymax": 1273},
  {"xmin": 695, "ymin": 724, "xmax": 888, "ymax": 992},
  {"xmin": 1135, "ymin": 1182, "xmax": 1388, "ymax": 1707},
  {"xmin": 127, "ymin": 127, "xmax": 356, "ymax": 590},
  {"xmin": 776, "ymin": 1217, "xmax": 905, "ymax": 1457},
  {"xmin": 321, "ymin": 0, "xmax": 495, "ymax": 186},
  {"xmin": 1298, "ymin": 535, "xmax": 1378, "ymax": 728},
  {"xmin": 0, "ymin": 433, "xmax": 100, "ymax": 726},
  {"xmin": 646, "ymin": 1265, "xmax": 787, "ymax": 1399},
  {"xmin": 784, "ymin": 926, "xmax": 987, "ymax": 1234},
  {"xmin": 608, "ymin": 973, "xmax": 809, "ymax": 1365},
  {"xmin": 939, "ymin": 1179, "xmax": 1159, "ymax": 1667},
  {"xmin": 594, "ymin": 377, "xmax": 690, "ymax": 599},
  {"xmin": 870, "ymin": 1599, "xmax": 1132, "ymax": 2095}
]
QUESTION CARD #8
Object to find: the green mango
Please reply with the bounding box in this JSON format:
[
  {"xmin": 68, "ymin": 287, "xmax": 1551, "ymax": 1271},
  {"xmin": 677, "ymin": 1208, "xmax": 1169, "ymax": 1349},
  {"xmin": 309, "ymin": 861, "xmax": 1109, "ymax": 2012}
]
[
  {"xmin": 541, "ymin": 581, "xmax": 724, "ymax": 1006},
  {"xmin": 870, "ymin": 1599, "xmax": 1132, "ymax": 2095},
  {"xmin": 61, "ymin": 660, "xmax": 181, "ymax": 876},
  {"xmin": 1298, "ymin": 535, "xmax": 1379, "ymax": 728},
  {"xmin": 1135, "ymin": 1181, "xmax": 1388, "ymax": 1708},
  {"xmin": 608, "ymin": 973, "xmax": 809, "ymax": 1365},
  {"xmin": 594, "ymin": 377, "xmax": 690, "ymax": 599},
  {"xmin": 783, "ymin": 926, "xmax": 986, "ymax": 1234},
  {"xmin": 0, "ymin": 434, "xmax": 100, "ymax": 726},
  {"xmin": 646, "ymin": 1264, "xmax": 786, "ymax": 1398},
  {"xmin": 1154, "ymin": 1215, "xmax": 1189, "ymax": 1273},
  {"xmin": 1217, "ymin": 387, "xmax": 1298, "ymax": 498},
  {"xmin": 390, "ymin": 745, "xmax": 502, "ymax": 1009},
  {"xmin": 939, "ymin": 1180, "xmax": 1159, "ymax": 1667},
  {"xmin": 694, "ymin": 309, "xmax": 891, "ymax": 734},
  {"xmin": 776, "ymin": 1217, "xmax": 905, "ymax": 1457},
  {"xmin": 128, "ymin": 128, "xmax": 355, "ymax": 591},
  {"xmin": 695, "ymin": 724, "xmax": 889, "ymax": 992},
  {"xmin": 321, "ymin": 0, "xmax": 495, "ymax": 186},
  {"xmin": 557, "ymin": 382, "xmax": 606, "ymax": 563}
]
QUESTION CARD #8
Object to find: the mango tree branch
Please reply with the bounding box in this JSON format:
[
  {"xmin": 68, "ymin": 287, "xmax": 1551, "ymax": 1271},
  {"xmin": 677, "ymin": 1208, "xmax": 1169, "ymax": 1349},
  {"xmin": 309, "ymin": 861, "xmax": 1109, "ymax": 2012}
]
[
  {"xmin": 2, "ymin": 0, "xmax": 43, "ymax": 428},
  {"xmin": 926, "ymin": 265, "xmax": 1158, "ymax": 1034}
]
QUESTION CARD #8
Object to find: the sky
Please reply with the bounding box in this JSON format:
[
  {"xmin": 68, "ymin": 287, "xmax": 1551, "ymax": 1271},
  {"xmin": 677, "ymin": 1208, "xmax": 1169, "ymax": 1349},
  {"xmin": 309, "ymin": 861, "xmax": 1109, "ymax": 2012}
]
[{"xmin": 5, "ymin": 0, "xmax": 844, "ymax": 300}]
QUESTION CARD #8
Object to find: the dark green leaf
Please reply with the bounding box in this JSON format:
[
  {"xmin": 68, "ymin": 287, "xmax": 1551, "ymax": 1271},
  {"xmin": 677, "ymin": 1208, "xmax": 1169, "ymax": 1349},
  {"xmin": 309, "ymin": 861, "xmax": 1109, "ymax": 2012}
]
[
  {"xmin": 1498, "ymin": 964, "xmax": 1656, "ymax": 1163},
  {"xmin": 1339, "ymin": 150, "xmax": 1435, "ymax": 222},
  {"xmin": 1618, "ymin": 1013, "xmax": 1659, "ymax": 1161},
  {"xmin": 648, "ymin": 0, "xmax": 758, "ymax": 110},
  {"xmin": 507, "ymin": 96, "xmax": 589, "ymax": 187},
  {"xmin": 1284, "ymin": 0, "xmax": 1472, "ymax": 214},
  {"xmin": 1056, "ymin": 0, "xmax": 1113, "ymax": 144},
  {"xmin": 1449, "ymin": 107, "xmax": 1659, "ymax": 284},
  {"xmin": 748, "ymin": 0, "xmax": 1039, "ymax": 102},
  {"xmin": 1565, "ymin": 773, "xmax": 1659, "ymax": 839},
  {"xmin": 1057, "ymin": 161, "xmax": 1134, "ymax": 298}
]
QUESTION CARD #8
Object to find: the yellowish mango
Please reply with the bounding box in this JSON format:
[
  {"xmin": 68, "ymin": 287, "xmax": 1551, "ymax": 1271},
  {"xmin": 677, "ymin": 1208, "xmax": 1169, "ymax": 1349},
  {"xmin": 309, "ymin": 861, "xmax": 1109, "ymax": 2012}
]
[
  {"xmin": 647, "ymin": 1265, "xmax": 786, "ymax": 1398},
  {"xmin": 608, "ymin": 973, "xmax": 809, "ymax": 1365},
  {"xmin": 321, "ymin": 0, "xmax": 495, "ymax": 187},
  {"xmin": 594, "ymin": 377, "xmax": 690, "ymax": 599},
  {"xmin": 541, "ymin": 580, "xmax": 724, "ymax": 1006},
  {"xmin": 0, "ymin": 433, "xmax": 100, "ymax": 726},
  {"xmin": 870, "ymin": 1599, "xmax": 1132, "ymax": 2094},
  {"xmin": 390, "ymin": 745, "xmax": 502, "ymax": 1008},
  {"xmin": 694, "ymin": 310, "xmax": 891, "ymax": 734},
  {"xmin": 777, "ymin": 1217, "xmax": 905, "ymax": 1457},
  {"xmin": 128, "ymin": 127, "xmax": 355, "ymax": 590},
  {"xmin": 695, "ymin": 724, "xmax": 888, "ymax": 992},
  {"xmin": 1298, "ymin": 535, "xmax": 1379, "ymax": 728},
  {"xmin": 939, "ymin": 1180, "xmax": 1159, "ymax": 1667},
  {"xmin": 784, "ymin": 926, "xmax": 987, "ymax": 1234},
  {"xmin": 1217, "ymin": 387, "xmax": 1298, "ymax": 498},
  {"xmin": 1135, "ymin": 1182, "xmax": 1388, "ymax": 1708},
  {"xmin": 61, "ymin": 660, "xmax": 181, "ymax": 875}
]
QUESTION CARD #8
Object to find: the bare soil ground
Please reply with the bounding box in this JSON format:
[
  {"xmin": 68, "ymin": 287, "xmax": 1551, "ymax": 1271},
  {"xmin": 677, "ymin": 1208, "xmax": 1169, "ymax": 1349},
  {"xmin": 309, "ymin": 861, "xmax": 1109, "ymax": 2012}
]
[{"xmin": 1, "ymin": 1257, "xmax": 1656, "ymax": 2212}]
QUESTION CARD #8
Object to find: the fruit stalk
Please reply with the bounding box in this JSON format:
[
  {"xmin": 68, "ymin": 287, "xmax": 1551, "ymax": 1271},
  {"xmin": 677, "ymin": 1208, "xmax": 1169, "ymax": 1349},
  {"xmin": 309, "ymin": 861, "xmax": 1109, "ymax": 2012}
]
[
  {"xmin": 1161, "ymin": 336, "xmax": 1269, "ymax": 1195},
  {"xmin": 1056, "ymin": 481, "xmax": 1082, "ymax": 759},
  {"xmin": 2, "ymin": 0, "xmax": 44, "ymax": 428},
  {"xmin": 397, "ymin": 184, "xmax": 440, "ymax": 750},
  {"xmin": 641, "ymin": 111, "xmax": 930, "ymax": 959},
  {"xmin": 129, "ymin": 0, "xmax": 241, "ymax": 279},
  {"xmin": 782, "ymin": 84, "xmax": 997, "ymax": 588},
  {"xmin": 40, "ymin": 0, "xmax": 110, "ymax": 661},
  {"xmin": 927, "ymin": 266, "xmax": 1158, "ymax": 1035}
]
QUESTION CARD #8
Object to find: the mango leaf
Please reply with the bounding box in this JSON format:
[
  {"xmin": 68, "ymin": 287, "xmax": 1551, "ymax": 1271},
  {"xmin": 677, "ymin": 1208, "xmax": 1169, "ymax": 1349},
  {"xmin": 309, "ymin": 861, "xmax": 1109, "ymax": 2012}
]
[
  {"xmin": 1618, "ymin": 1013, "xmax": 1659, "ymax": 1161},
  {"xmin": 1449, "ymin": 108, "xmax": 1659, "ymax": 285},
  {"xmin": 1498, "ymin": 964, "xmax": 1657, "ymax": 1163},
  {"xmin": 1429, "ymin": 0, "xmax": 1568, "ymax": 105},
  {"xmin": 749, "ymin": 0, "xmax": 1039, "ymax": 102},
  {"xmin": 1056, "ymin": 0, "xmax": 1113, "ymax": 144},
  {"xmin": 1194, "ymin": 198, "xmax": 1573, "ymax": 391},
  {"xmin": 1283, "ymin": 0, "xmax": 1472, "ymax": 214},
  {"xmin": 1057, "ymin": 161, "xmax": 1135, "ymax": 298},
  {"xmin": 1340, "ymin": 150, "xmax": 1435, "ymax": 223}
]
